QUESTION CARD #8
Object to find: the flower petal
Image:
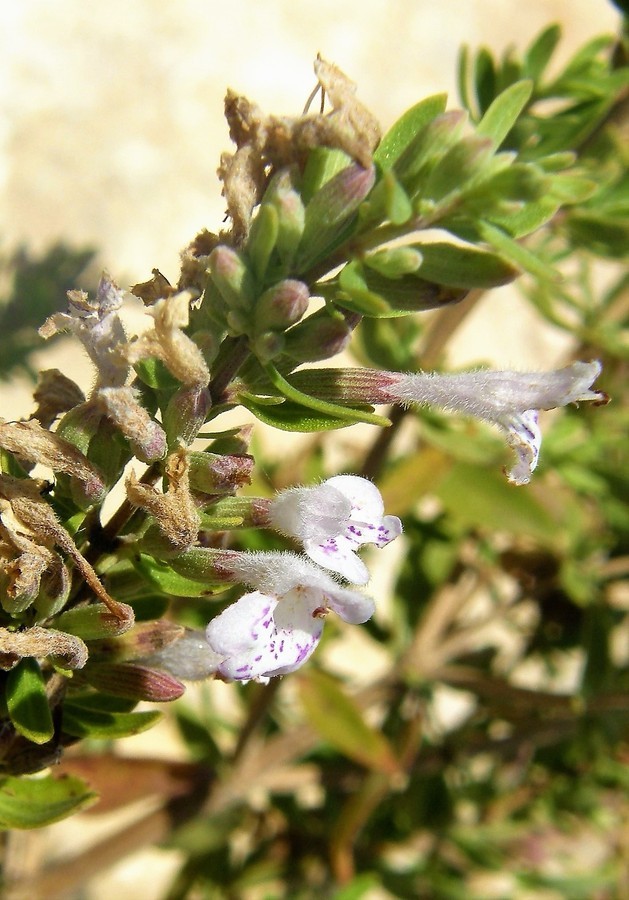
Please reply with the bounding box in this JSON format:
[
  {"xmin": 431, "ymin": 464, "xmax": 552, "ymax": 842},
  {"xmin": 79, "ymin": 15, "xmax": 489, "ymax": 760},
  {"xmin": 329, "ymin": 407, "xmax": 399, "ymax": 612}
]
[
  {"xmin": 206, "ymin": 588, "xmax": 324, "ymax": 682},
  {"xmin": 323, "ymin": 584, "xmax": 376, "ymax": 624},
  {"xmin": 305, "ymin": 535, "xmax": 370, "ymax": 584},
  {"xmin": 504, "ymin": 409, "xmax": 541, "ymax": 485}
]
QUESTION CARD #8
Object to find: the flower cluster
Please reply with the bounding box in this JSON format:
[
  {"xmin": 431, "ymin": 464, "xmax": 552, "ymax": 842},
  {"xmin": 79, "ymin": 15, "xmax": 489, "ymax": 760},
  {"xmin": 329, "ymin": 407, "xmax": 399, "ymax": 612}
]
[{"xmin": 205, "ymin": 477, "xmax": 401, "ymax": 682}]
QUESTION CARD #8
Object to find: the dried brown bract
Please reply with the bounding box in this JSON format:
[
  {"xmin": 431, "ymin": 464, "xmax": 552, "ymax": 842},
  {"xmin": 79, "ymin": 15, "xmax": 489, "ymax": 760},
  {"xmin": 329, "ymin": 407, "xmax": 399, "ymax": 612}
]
[
  {"xmin": 32, "ymin": 369, "xmax": 86, "ymax": 428},
  {"xmin": 219, "ymin": 56, "xmax": 381, "ymax": 244},
  {"xmin": 126, "ymin": 450, "xmax": 201, "ymax": 552}
]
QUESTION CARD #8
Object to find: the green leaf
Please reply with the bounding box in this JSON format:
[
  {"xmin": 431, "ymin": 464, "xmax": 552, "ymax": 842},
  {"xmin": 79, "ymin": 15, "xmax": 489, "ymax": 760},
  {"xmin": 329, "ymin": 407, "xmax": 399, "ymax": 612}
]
[
  {"xmin": 298, "ymin": 670, "xmax": 400, "ymax": 774},
  {"xmin": 523, "ymin": 25, "xmax": 561, "ymax": 83},
  {"xmin": 423, "ymin": 135, "xmax": 495, "ymax": 202},
  {"xmin": 300, "ymin": 147, "xmax": 352, "ymax": 204},
  {"xmin": 335, "ymin": 261, "xmax": 466, "ymax": 317},
  {"xmin": 133, "ymin": 554, "xmax": 228, "ymax": 597},
  {"xmin": 374, "ymin": 93, "xmax": 448, "ymax": 169},
  {"xmin": 478, "ymin": 220, "xmax": 559, "ymax": 280},
  {"xmin": 473, "ymin": 47, "xmax": 497, "ymax": 115},
  {"xmin": 0, "ymin": 773, "xmax": 98, "ymax": 829},
  {"xmin": 394, "ymin": 110, "xmax": 467, "ymax": 186},
  {"xmin": 241, "ymin": 396, "xmax": 365, "ymax": 432},
  {"xmin": 6, "ymin": 659, "xmax": 54, "ymax": 745},
  {"xmin": 63, "ymin": 701, "xmax": 162, "ymax": 739},
  {"xmin": 382, "ymin": 170, "xmax": 414, "ymax": 224},
  {"xmin": 476, "ymin": 80, "xmax": 533, "ymax": 146},
  {"xmin": 134, "ymin": 357, "xmax": 180, "ymax": 390},
  {"xmin": 417, "ymin": 241, "xmax": 519, "ymax": 288},
  {"xmin": 566, "ymin": 212, "xmax": 629, "ymax": 259}
]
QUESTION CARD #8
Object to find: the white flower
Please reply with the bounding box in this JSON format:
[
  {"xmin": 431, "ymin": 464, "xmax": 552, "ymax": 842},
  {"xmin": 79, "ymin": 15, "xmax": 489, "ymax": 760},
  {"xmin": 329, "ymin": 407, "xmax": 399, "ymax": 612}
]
[
  {"xmin": 389, "ymin": 361, "xmax": 606, "ymax": 485},
  {"xmin": 206, "ymin": 551, "xmax": 375, "ymax": 682},
  {"xmin": 267, "ymin": 475, "xmax": 402, "ymax": 584}
]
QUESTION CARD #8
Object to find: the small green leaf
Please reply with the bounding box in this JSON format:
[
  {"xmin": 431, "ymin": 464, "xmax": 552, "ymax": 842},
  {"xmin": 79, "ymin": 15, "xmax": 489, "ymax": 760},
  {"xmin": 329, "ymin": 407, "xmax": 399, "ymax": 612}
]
[
  {"xmin": 394, "ymin": 110, "xmax": 467, "ymax": 186},
  {"xmin": 242, "ymin": 396, "xmax": 365, "ymax": 432},
  {"xmin": 133, "ymin": 554, "xmax": 227, "ymax": 597},
  {"xmin": 423, "ymin": 135, "xmax": 495, "ymax": 202},
  {"xmin": 63, "ymin": 702, "xmax": 162, "ymax": 739},
  {"xmin": 298, "ymin": 670, "xmax": 400, "ymax": 774},
  {"xmin": 301, "ymin": 147, "xmax": 352, "ymax": 203},
  {"xmin": 334, "ymin": 262, "xmax": 466, "ymax": 318},
  {"xmin": 382, "ymin": 170, "xmax": 414, "ymax": 224},
  {"xmin": 338, "ymin": 261, "xmax": 394, "ymax": 316},
  {"xmin": 134, "ymin": 357, "xmax": 180, "ymax": 390},
  {"xmin": 478, "ymin": 220, "xmax": 559, "ymax": 280},
  {"xmin": 374, "ymin": 93, "xmax": 448, "ymax": 169},
  {"xmin": 6, "ymin": 659, "xmax": 54, "ymax": 745},
  {"xmin": 476, "ymin": 80, "xmax": 533, "ymax": 146},
  {"xmin": 523, "ymin": 25, "xmax": 561, "ymax": 82},
  {"xmin": 473, "ymin": 47, "xmax": 497, "ymax": 115},
  {"xmin": 0, "ymin": 774, "xmax": 98, "ymax": 829},
  {"xmin": 417, "ymin": 241, "xmax": 519, "ymax": 288}
]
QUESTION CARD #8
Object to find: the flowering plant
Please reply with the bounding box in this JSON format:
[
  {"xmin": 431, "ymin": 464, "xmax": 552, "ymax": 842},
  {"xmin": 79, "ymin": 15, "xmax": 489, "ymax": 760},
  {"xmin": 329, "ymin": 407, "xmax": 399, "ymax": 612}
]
[{"xmin": 0, "ymin": 18, "xmax": 627, "ymax": 899}]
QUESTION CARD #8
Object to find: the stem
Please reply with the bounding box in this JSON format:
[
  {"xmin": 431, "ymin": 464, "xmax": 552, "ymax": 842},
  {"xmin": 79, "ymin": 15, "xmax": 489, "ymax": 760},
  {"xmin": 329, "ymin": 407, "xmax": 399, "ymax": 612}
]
[{"xmin": 209, "ymin": 335, "xmax": 251, "ymax": 404}]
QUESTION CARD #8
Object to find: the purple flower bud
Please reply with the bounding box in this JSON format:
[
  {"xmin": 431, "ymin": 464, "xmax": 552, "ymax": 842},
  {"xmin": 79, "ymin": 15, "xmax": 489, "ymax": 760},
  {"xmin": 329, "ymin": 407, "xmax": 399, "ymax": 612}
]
[{"xmin": 256, "ymin": 279, "xmax": 310, "ymax": 330}]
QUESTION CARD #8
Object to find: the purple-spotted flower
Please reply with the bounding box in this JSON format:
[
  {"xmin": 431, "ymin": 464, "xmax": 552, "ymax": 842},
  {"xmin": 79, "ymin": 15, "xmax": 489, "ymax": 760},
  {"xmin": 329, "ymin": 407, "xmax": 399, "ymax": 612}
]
[
  {"xmin": 387, "ymin": 361, "xmax": 606, "ymax": 485},
  {"xmin": 206, "ymin": 552, "xmax": 375, "ymax": 683},
  {"xmin": 267, "ymin": 475, "xmax": 402, "ymax": 584},
  {"xmin": 302, "ymin": 361, "xmax": 606, "ymax": 486}
]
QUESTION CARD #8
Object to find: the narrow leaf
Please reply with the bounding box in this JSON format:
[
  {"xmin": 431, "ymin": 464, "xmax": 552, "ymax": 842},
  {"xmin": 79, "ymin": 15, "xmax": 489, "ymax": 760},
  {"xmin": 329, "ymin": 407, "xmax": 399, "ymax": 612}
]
[
  {"xmin": 524, "ymin": 25, "xmax": 561, "ymax": 82},
  {"xmin": 62, "ymin": 703, "xmax": 162, "ymax": 739},
  {"xmin": 374, "ymin": 93, "xmax": 448, "ymax": 169},
  {"xmin": 6, "ymin": 659, "xmax": 54, "ymax": 745},
  {"xmin": 417, "ymin": 241, "xmax": 519, "ymax": 288},
  {"xmin": 476, "ymin": 80, "xmax": 533, "ymax": 146}
]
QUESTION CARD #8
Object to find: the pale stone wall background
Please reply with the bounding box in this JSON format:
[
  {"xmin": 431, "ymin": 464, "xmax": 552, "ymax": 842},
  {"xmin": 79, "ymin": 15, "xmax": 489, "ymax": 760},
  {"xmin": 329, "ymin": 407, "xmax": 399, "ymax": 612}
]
[{"xmin": 0, "ymin": 2, "xmax": 621, "ymax": 897}]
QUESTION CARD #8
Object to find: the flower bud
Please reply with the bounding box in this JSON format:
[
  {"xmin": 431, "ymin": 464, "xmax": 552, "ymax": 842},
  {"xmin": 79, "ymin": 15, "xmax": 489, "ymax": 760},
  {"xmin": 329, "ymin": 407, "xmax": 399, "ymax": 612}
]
[
  {"xmin": 296, "ymin": 163, "xmax": 375, "ymax": 271},
  {"xmin": 263, "ymin": 168, "xmax": 306, "ymax": 266},
  {"xmin": 255, "ymin": 279, "xmax": 309, "ymax": 331},
  {"xmin": 187, "ymin": 451, "xmax": 253, "ymax": 494},
  {"xmin": 163, "ymin": 385, "xmax": 212, "ymax": 448},
  {"xmin": 208, "ymin": 245, "xmax": 256, "ymax": 312},
  {"xmin": 82, "ymin": 662, "xmax": 185, "ymax": 701},
  {"xmin": 283, "ymin": 309, "xmax": 355, "ymax": 362},
  {"xmin": 140, "ymin": 628, "xmax": 223, "ymax": 681},
  {"xmin": 252, "ymin": 330, "xmax": 285, "ymax": 362}
]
